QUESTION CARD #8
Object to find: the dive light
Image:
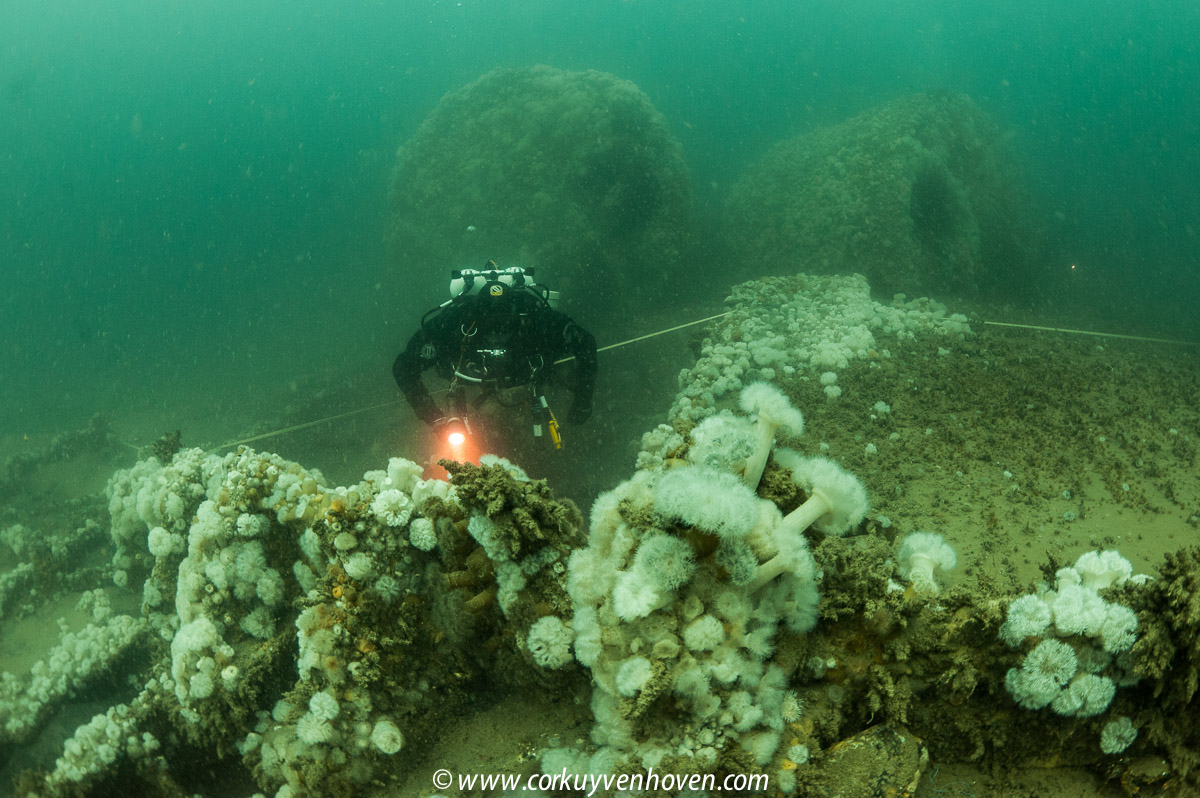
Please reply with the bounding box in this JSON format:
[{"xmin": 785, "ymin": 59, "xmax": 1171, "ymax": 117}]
[{"xmin": 441, "ymin": 417, "xmax": 471, "ymax": 448}]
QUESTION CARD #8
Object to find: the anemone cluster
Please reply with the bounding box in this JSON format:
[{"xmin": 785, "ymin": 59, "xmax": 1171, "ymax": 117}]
[
  {"xmin": 530, "ymin": 382, "xmax": 873, "ymax": 792},
  {"xmin": 668, "ymin": 272, "xmax": 972, "ymax": 425},
  {"xmin": 999, "ymin": 550, "xmax": 1142, "ymax": 751},
  {"xmin": 2, "ymin": 444, "xmax": 591, "ymax": 797}
]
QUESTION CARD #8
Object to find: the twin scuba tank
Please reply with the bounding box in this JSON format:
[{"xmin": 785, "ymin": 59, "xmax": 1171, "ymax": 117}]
[{"xmin": 447, "ymin": 263, "xmax": 559, "ymax": 309}]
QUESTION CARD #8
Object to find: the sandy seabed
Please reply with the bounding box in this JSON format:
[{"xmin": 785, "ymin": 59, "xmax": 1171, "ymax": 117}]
[{"xmin": 1, "ymin": 303, "xmax": 1196, "ymax": 798}]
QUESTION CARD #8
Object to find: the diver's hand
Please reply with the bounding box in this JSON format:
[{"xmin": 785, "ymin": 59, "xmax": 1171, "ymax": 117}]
[
  {"xmin": 567, "ymin": 402, "xmax": 592, "ymax": 425},
  {"xmin": 433, "ymin": 416, "xmax": 472, "ymax": 441}
]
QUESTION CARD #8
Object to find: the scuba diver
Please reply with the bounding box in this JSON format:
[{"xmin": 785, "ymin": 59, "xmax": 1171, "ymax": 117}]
[{"xmin": 393, "ymin": 262, "xmax": 598, "ymax": 453}]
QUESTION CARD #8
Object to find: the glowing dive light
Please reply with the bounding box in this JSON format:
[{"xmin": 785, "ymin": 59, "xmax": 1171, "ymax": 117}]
[{"xmin": 442, "ymin": 417, "xmax": 470, "ymax": 448}]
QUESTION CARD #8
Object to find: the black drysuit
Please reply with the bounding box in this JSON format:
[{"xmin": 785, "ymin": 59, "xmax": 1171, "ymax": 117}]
[{"xmin": 393, "ymin": 292, "xmax": 597, "ymax": 426}]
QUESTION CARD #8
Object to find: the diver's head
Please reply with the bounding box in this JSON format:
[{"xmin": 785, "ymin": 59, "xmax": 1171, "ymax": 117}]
[{"xmin": 473, "ymin": 278, "xmax": 514, "ymax": 319}]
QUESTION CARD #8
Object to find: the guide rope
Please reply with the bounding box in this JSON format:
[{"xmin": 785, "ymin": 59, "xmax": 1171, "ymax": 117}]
[
  {"xmin": 210, "ymin": 311, "xmax": 733, "ymax": 450},
  {"xmin": 200, "ymin": 313, "xmax": 1195, "ymax": 451}
]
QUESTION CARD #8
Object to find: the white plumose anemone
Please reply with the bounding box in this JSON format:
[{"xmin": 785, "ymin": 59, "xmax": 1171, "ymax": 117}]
[
  {"xmin": 999, "ymin": 594, "xmax": 1054, "ymax": 647},
  {"xmin": 772, "ymin": 450, "xmax": 869, "ymax": 538},
  {"xmin": 1073, "ymin": 550, "xmax": 1133, "ymax": 590},
  {"xmin": 370, "ymin": 719, "xmax": 404, "ymax": 754},
  {"xmin": 738, "ymin": 382, "xmax": 805, "ymax": 490},
  {"xmin": 526, "ymin": 616, "xmax": 574, "ymax": 669},
  {"xmin": 897, "ymin": 532, "xmax": 958, "ymax": 595},
  {"xmin": 653, "ymin": 465, "xmax": 763, "ymax": 542},
  {"xmin": 370, "ymin": 489, "xmax": 413, "ymax": 527}
]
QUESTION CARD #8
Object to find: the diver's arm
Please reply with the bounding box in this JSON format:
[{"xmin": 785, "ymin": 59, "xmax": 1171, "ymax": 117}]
[
  {"xmin": 560, "ymin": 318, "xmax": 597, "ymax": 423},
  {"xmin": 393, "ymin": 329, "xmax": 444, "ymax": 427}
]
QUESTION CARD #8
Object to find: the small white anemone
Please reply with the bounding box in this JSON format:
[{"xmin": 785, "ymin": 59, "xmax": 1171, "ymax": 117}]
[
  {"xmin": 371, "ymin": 489, "xmax": 413, "ymax": 527},
  {"xmin": 1100, "ymin": 716, "xmax": 1137, "ymax": 754},
  {"xmin": 615, "ymin": 656, "xmax": 654, "ymax": 696},
  {"xmin": 682, "ymin": 614, "xmax": 726, "ymax": 651},
  {"xmin": 296, "ymin": 713, "xmax": 334, "ymax": 745},
  {"xmin": 1051, "ymin": 583, "xmax": 1109, "ymax": 637},
  {"xmin": 632, "ymin": 534, "xmax": 697, "ymax": 592},
  {"xmin": 370, "ymin": 719, "xmax": 404, "ymax": 754},
  {"xmin": 343, "ymin": 552, "xmax": 374, "ymax": 581},
  {"xmin": 1098, "ymin": 603, "xmax": 1138, "ymax": 654},
  {"xmin": 612, "ymin": 569, "xmax": 664, "ymax": 622},
  {"xmin": 897, "ymin": 532, "xmax": 957, "ymax": 595},
  {"xmin": 308, "ymin": 690, "xmax": 339, "ymax": 721},
  {"xmin": 1054, "ymin": 673, "xmax": 1115, "ymax": 718},
  {"xmin": 1005, "ymin": 638, "xmax": 1077, "ymax": 710},
  {"xmin": 408, "ymin": 517, "xmax": 437, "ymax": 551},
  {"xmin": 999, "ymin": 594, "xmax": 1053, "ymax": 647},
  {"xmin": 526, "ymin": 616, "xmax": 574, "ymax": 669},
  {"xmin": 1073, "ymin": 550, "xmax": 1133, "ymax": 590}
]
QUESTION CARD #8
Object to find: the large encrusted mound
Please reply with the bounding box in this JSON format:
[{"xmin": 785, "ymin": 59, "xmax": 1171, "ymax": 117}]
[
  {"xmin": 388, "ymin": 64, "xmax": 692, "ymax": 309},
  {"xmin": 725, "ymin": 91, "xmax": 1031, "ymax": 298}
]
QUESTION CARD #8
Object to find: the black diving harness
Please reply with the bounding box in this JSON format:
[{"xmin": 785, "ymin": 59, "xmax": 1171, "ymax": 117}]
[
  {"xmin": 441, "ymin": 317, "xmax": 563, "ymax": 449},
  {"xmin": 418, "ymin": 262, "xmax": 567, "ymax": 448}
]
